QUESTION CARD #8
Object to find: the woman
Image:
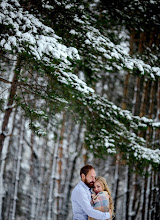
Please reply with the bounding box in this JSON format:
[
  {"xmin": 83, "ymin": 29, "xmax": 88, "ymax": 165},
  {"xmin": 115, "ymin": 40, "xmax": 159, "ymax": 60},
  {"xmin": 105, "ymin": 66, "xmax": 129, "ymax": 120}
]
[{"xmin": 88, "ymin": 176, "xmax": 114, "ymax": 220}]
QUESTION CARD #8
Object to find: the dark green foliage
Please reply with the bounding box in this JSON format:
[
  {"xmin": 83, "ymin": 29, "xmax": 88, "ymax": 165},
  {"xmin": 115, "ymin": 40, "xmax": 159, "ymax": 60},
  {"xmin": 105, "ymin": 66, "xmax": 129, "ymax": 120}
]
[
  {"xmin": 98, "ymin": 0, "xmax": 160, "ymax": 32},
  {"xmin": 0, "ymin": 0, "xmax": 160, "ymax": 170}
]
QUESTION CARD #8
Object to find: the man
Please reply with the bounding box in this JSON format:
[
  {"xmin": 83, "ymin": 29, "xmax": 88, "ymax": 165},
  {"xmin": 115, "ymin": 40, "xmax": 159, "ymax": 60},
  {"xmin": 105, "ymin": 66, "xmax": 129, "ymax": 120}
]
[{"xmin": 71, "ymin": 165, "xmax": 111, "ymax": 220}]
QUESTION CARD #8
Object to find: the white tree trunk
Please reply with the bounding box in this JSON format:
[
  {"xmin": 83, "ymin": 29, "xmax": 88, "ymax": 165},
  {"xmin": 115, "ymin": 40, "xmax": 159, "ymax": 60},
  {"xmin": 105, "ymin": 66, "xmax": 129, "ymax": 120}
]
[
  {"xmin": 144, "ymin": 165, "xmax": 152, "ymax": 220},
  {"xmin": 122, "ymin": 165, "xmax": 129, "ymax": 220},
  {"xmin": 137, "ymin": 175, "xmax": 145, "ymax": 220},
  {"xmin": 47, "ymin": 124, "xmax": 61, "ymax": 220},
  {"xmin": 0, "ymin": 108, "xmax": 16, "ymax": 220},
  {"xmin": 61, "ymin": 122, "xmax": 84, "ymax": 219},
  {"xmin": 31, "ymin": 189, "xmax": 37, "ymax": 220},
  {"xmin": 35, "ymin": 139, "xmax": 48, "ymax": 220},
  {"xmin": 11, "ymin": 117, "xmax": 24, "ymax": 220},
  {"xmin": 112, "ymin": 154, "xmax": 120, "ymax": 219}
]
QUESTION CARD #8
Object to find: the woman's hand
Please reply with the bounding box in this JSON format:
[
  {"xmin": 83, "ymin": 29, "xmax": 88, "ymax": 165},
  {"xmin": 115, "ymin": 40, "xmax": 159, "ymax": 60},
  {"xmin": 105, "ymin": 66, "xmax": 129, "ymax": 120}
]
[
  {"xmin": 105, "ymin": 209, "xmax": 112, "ymax": 220},
  {"xmin": 109, "ymin": 209, "xmax": 112, "ymax": 219},
  {"xmin": 91, "ymin": 194, "xmax": 96, "ymax": 198}
]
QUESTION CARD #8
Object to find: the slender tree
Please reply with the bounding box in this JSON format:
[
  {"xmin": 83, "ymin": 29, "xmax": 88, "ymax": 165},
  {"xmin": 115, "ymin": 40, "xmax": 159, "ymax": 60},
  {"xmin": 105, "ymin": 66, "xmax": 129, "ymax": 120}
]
[
  {"xmin": 0, "ymin": 58, "xmax": 21, "ymax": 156},
  {"xmin": 11, "ymin": 117, "xmax": 24, "ymax": 220}
]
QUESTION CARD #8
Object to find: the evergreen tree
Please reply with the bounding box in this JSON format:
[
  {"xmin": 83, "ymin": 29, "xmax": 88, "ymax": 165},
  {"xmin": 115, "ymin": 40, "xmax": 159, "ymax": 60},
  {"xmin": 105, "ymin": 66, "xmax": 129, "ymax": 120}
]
[{"xmin": 0, "ymin": 0, "xmax": 160, "ymax": 170}]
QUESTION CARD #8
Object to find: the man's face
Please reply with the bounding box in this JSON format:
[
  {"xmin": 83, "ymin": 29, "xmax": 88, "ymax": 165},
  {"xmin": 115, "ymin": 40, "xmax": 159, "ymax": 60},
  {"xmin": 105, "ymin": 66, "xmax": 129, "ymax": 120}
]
[{"xmin": 83, "ymin": 169, "xmax": 96, "ymax": 188}]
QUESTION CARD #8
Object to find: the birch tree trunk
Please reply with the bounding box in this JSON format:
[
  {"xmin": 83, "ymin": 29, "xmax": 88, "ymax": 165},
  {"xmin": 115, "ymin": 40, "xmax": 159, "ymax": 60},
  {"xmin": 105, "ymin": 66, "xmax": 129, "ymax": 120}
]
[
  {"xmin": 112, "ymin": 154, "xmax": 120, "ymax": 219},
  {"xmin": 136, "ymin": 175, "xmax": 146, "ymax": 220},
  {"xmin": 144, "ymin": 80, "xmax": 155, "ymax": 220},
  {"xmin": 2, "ymin": 110, "xmax": 20, "ymax": 220},
  {"xmin": 121, "ymin": 77, "xmax": 129, "ymax": 220},
  {"xmin": 146, "ymin": 81, "xmax": 155, "ymax": 142},
  {"xmin": 11, "ymin": 116, "xmax": 24, "ymax": 220},
  {"xmin": 29, "ymin": 132, "xmax": 39, "ymax": 220},
  {"xmin": 121, "ymin": 30, "xmax": 136, "ymax": 220},
  {"xmin": 132, "ymin": 77, "xmax": 141, "ymax": 116},
  {"xmin": 129, "ymin": 32, "xmax": 146, "ymax": 220},
  {"xmin": 62, "ymin": 122, "xmax": 84, "ymax": 219},
  {"xmin": 35, "ymin": 137, "xmax": 48, "ymax": 220},
  {"xmin": 122, "ymin": 166, "xmax": 130, "ymax": 220},
  {"xmin": 47, "ymin": 123, "xmax": 61, "ymax": 220},
  {"xmin": 59, "ymin": 117, "xmax": 72, "ymax": 219},
  {"xmin": 128, "ymin": 174, "xmax": 138, "ymax": 220},
  {"xmin": 0, "ymin": 108, "xmax": 16, "ymax": 220},
  {"xmin": 122, "ymin": 78, "xmax": 130, "ymax": 220},
  {"xmin": 149, "ymin": 171, "xmax": 155, "ymax": 220},
  {"xmin": 56, "ymin": 113, "xmax": 65, "ymax": 220},
  {"xmin": 154, "ymin": 79, "xmax": 160, "ymax": 220},
  {"xmin": 154, "ymin": 172, "xmax": 160, "ymax": 220},
  {"xmin": 129, "ymin": 84, "xmax": 141, "ymax": 218},
  {"xmin": 156, "ymin": 79, "xmax": 160, "ymax": 143},
  {"xmin": 144, "ymin": 166, "xmax": 152, "ymax": 220},
  {"xmin": 136, "ymin": 79, "xmax": 149, "ymax": 219}
]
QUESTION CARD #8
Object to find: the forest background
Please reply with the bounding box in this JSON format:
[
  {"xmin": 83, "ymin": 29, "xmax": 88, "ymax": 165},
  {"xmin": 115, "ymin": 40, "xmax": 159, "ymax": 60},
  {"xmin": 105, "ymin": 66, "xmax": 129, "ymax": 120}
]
[{"xmin": 0, "ymin": 0, "xmax": 160, "ymax": 220}]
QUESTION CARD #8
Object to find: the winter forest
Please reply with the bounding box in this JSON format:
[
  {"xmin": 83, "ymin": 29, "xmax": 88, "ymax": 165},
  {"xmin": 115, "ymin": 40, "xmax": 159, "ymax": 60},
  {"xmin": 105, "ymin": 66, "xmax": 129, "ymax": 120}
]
[{"xmin": 0, "ymin": 0, "xmax": 160, "ymax": 220}]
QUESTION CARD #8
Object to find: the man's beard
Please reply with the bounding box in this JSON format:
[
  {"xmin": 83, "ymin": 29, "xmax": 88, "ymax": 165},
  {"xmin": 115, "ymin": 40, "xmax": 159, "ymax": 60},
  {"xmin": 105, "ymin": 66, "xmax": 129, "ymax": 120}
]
[{"xmin": 84, "ymin": 178, "xmax": 94, "ymax": 188}]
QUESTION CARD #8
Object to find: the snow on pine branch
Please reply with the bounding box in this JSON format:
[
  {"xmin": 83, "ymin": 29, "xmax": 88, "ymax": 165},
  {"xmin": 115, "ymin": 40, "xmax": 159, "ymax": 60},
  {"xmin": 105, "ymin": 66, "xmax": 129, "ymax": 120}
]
[
  {"xmin": 85, "ymin": 27, "xmax": 160, "ymax": 79},
  {"xmin": 0, "ymin": 0, "xmax": 94, "ymax": 95},
  {"xmin": 118, "ymin": 129, "xmax": 160, "ymax": 165},
  {"xmin": 72, "ymin": 16, "xmax": 160, "ymax": 79},
  {"xmin": 0, "ymin": 0, "xmax": 159, "ymax": 166},
  {"xmin": 100, "ymin": 127, "xmax": 160, "ymax": 166},
  {"xmin": 84, "ymin": 94, "xmax": 158, "ymax": 131},
  {"xmin": 85, "ymin": 120, "xmax": 160, "ymax": 166},
  {"xmin": 128, "ymin": 139, "xmax": 160, "ymax": 164},
  {"xmin": 82, "ymin": 94, "xmax": 160, "ymax": 165}
]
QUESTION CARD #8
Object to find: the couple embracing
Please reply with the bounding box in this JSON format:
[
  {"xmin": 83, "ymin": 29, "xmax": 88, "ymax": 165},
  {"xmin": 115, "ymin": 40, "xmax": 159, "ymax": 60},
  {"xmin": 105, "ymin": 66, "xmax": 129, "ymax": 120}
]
[{"xmin": 71, "ymin": 165, "xmax": 114, "ymax": 220}]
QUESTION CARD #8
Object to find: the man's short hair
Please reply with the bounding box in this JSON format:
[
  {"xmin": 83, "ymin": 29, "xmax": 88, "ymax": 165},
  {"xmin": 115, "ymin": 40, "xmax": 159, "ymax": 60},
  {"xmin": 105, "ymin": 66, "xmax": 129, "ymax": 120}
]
[{"xmin": 80, "ymin": 165, "xmax": 94, "ymax": 177}]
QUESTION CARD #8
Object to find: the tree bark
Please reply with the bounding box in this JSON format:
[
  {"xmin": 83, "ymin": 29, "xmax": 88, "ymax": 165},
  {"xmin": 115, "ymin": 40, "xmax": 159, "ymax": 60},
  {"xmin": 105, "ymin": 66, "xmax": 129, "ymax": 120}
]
[
  {"xmin": 144, "ymin": 166, "xmax": 152, "ymax": 220},
  {"xmin": 154, "ymin": 79, "xmax": 160, "ymax": 220},
  {"xmin": 0, "ymin": 58, "xmax": 21, "ymax": 156},
  {"xmin": 56, "ymin": 112, "xmax": 66, "ymax": 220},
  {"xmin": 62, "ymin": 121, "xmax": 84, "ymax": 219},
  {"xmin": 47, "ymin": 122, "xmax": 61, "ymax": 220},
  {"xmin": 121, "ymin": 30, "xmax": 136, "ymax": 220},
  {"xmin": 146, "ymin": 81, "xmax": 155, "ymax": 142},
  {"xmin": 144, "ymin": 80, "xmax": 156, "ymax": 220},
  {"xmin": 156, "ymin": 79, "xmax": 160, "ymax": 142},
  {"xmin": 11, "ymin": 117, "xmax": 24, "ymax": 220},
  {"xmin": 112, "ymin": 154, "xmax": 120, "ymax": 219},
  {"xmin": 29, "ymin": 132, "xmax": 39, "ymax": 220},
  {"xmin": 122, "ymin": 73, "xmax": 130, "ymax": 110},
  {"xmin": 122, "ymin": 165, "xmax": 130, "ymax": 220},
  {"xmin": 0, "ymin": 108, "xmax": 16, "ymax": 220},
  {"xmin": 132, "ymin": 77, "xmax": 141, "ymax": 116},
  {"xmin": 139, "ymin": 79, "xmax": 149, "ymax": 118},
  {"xmin": 136, "ymin": 175, "xmax": 146, "ymax": 220}
]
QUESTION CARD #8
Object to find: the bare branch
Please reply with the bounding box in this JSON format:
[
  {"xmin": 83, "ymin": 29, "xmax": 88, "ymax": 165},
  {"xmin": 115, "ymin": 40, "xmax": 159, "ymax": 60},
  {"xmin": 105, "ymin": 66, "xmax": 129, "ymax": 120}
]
[{"xmin": 0, "ymin": 77, "xmax": 12, "ymax": 84}]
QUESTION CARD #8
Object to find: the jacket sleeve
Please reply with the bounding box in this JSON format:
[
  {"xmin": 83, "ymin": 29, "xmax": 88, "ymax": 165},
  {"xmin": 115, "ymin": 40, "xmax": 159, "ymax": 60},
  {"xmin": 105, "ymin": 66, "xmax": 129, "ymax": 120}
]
[{"xmin": 76, "ymin": 188, "xmax": 110, "ymax": 219}]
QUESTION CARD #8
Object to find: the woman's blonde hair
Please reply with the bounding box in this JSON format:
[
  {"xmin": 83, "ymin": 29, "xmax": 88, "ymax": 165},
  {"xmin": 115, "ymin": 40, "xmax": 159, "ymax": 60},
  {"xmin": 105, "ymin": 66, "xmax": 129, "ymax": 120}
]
[{"xmin": 95, "ymin": 176, "xmax": 114, "ymax": 215}]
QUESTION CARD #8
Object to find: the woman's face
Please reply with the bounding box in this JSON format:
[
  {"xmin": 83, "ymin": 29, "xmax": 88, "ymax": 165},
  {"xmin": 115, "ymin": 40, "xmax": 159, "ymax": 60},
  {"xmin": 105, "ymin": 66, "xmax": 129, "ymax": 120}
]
[{"xmin": 94, "ymin": 181, "xmax": 104, "ymax": 194}]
